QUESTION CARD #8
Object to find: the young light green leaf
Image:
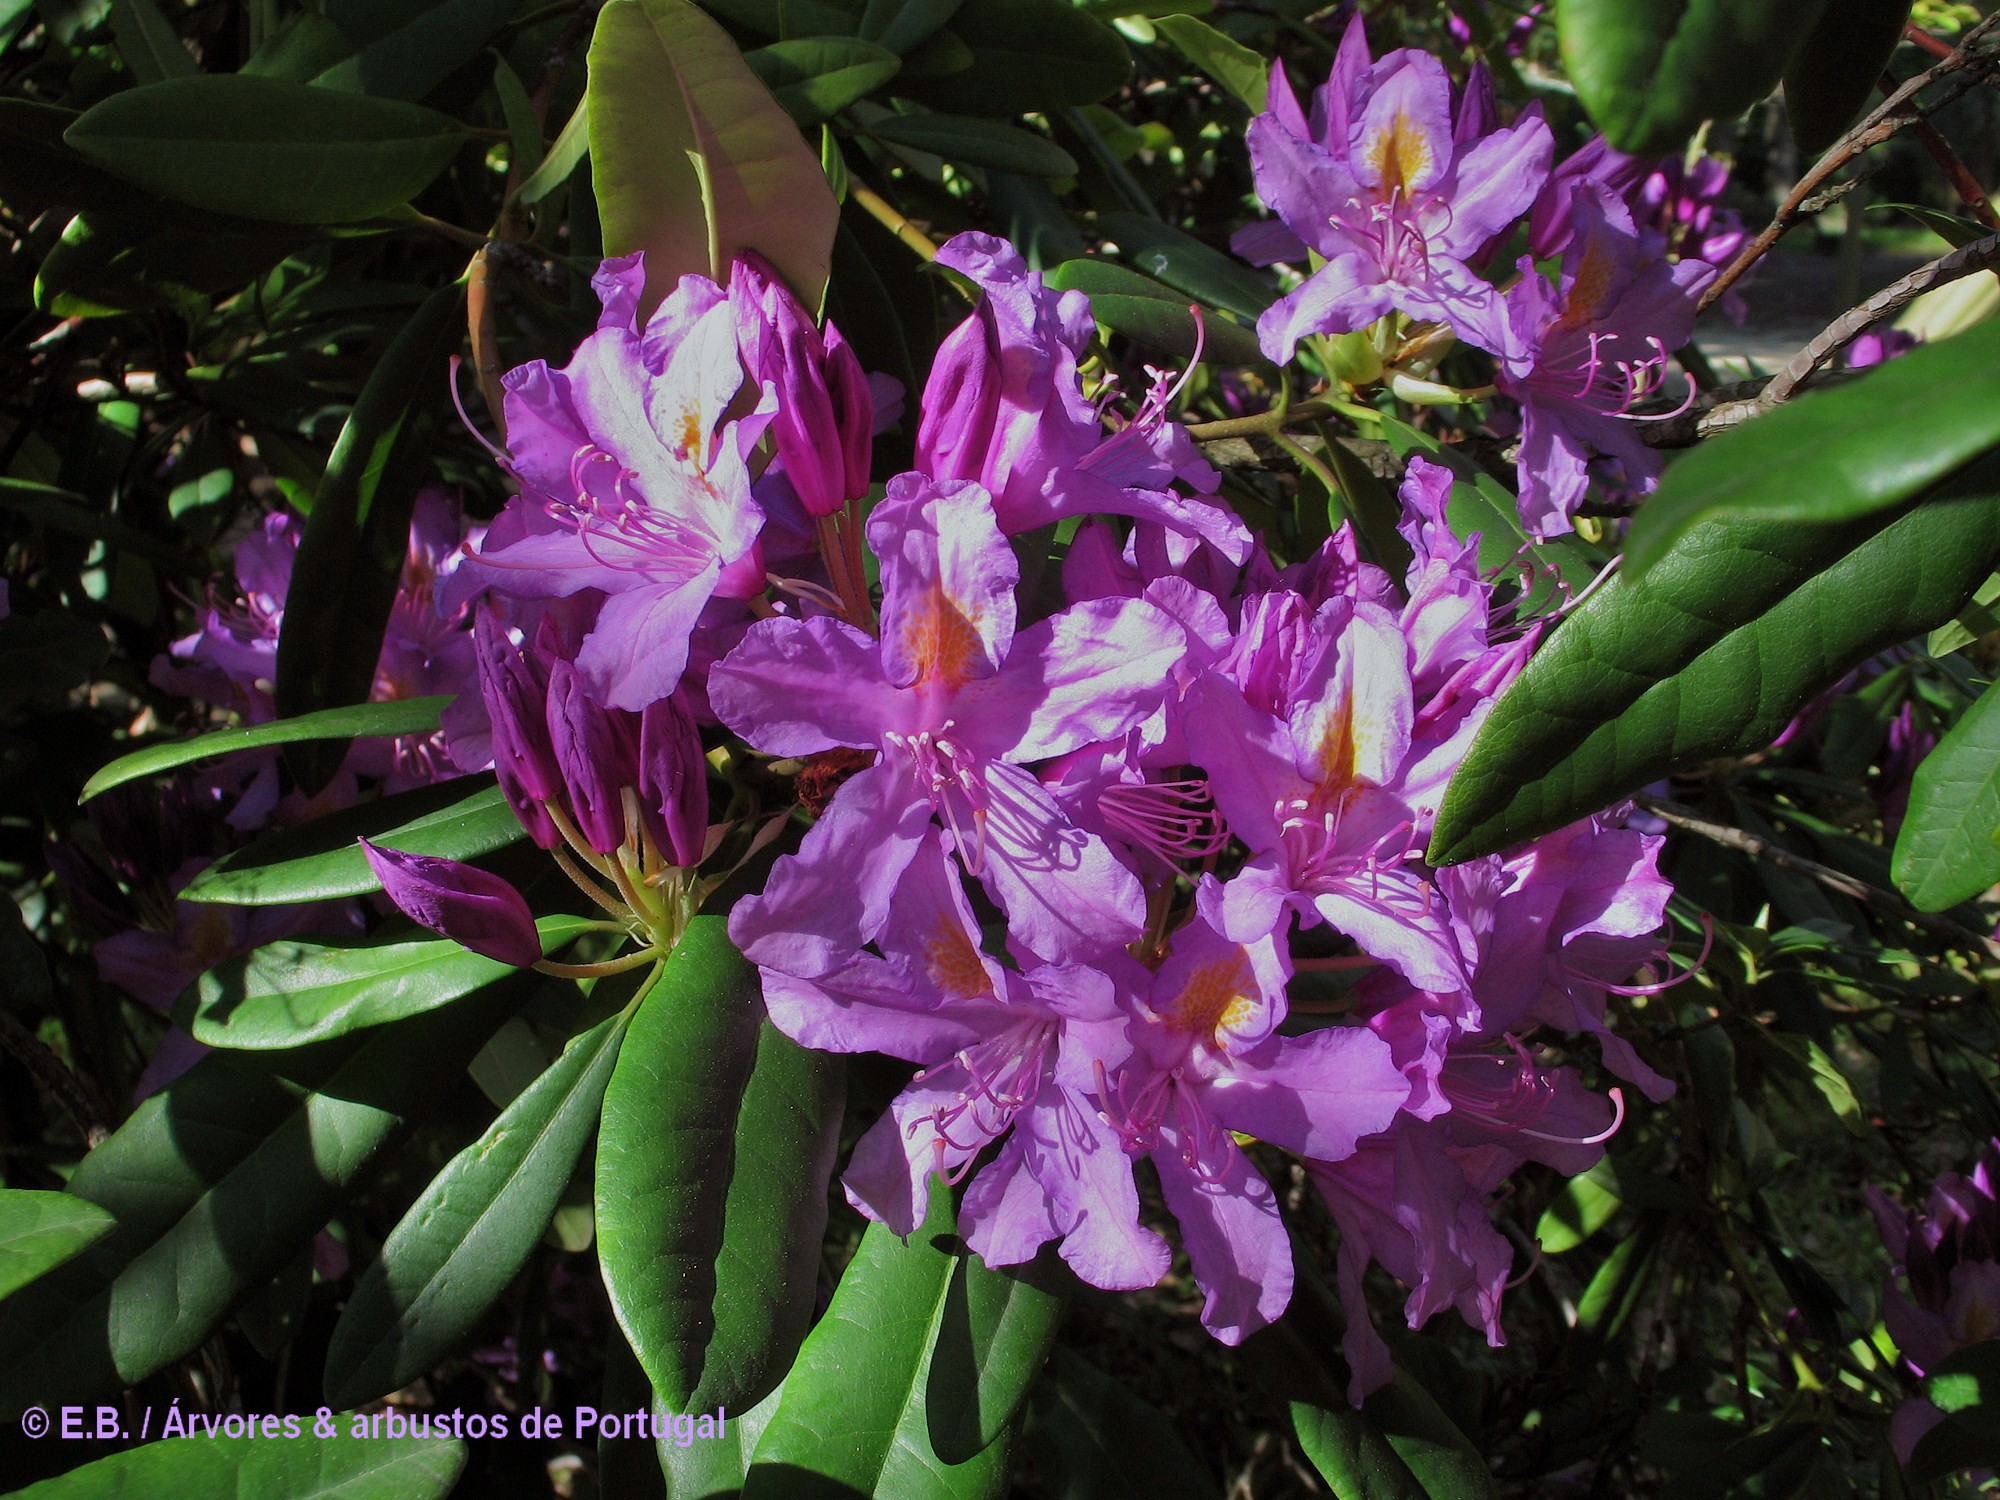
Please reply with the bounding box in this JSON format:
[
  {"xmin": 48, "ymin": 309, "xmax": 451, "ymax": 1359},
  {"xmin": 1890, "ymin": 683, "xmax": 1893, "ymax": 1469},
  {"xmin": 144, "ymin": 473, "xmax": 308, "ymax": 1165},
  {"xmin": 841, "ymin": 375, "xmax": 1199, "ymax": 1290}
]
[
  {"xmin": 324, "ymin": 1008, "xmax": 633, "ymax": 1407},
  {"xmin": 107, "ymin": 0, "xmax": 195, "ymax": 84},
  {"xmin": 1150, "ymin": 13, "xmax": 1265, "ymax": 110},
  {"xmin": 183, "ymin": 916, "xmax": 595, "ymax": 1050},
  {"xmin": 81, "ymin": 697, "xmax": 450, "ymax": 803},
  {"xmin": 1893, "ymin": 676, "xmax": 2000, "ymax": 911},
  {"xmin": 274, "ymin": 280, "xmax": 464, "ymax": 791},
  {"xmin": 742, "ymin": 1192, "xmax": 1010, "ymax": 1497},
  {"xmin": 2, "ymin": 1433, "xmax": 466, "ymax": 1500},
  {"xmin": 745, "ymin": 38, "xmax": 901, "ymax": 127},
  {"xmin": 180, "ymin": 779, "xmax": 525, "ymax": 907},
  {"xmin": 64, "ymin": 76, "xmax": 467, "ymax": 225},
  {"xmin": 1625, "ymin": 317, "xmax": 2000, "ymax": 575},
  {"xmin": 588, "ymin": 0, "xmax": 840, "ymax": 314},
  {"xmin": 513, "ymin": 99, "xmax": 591, "ymax": 205},
  {"xmin": 926, "ymin": 1257, "xmax": 1062, "ymax": 1463},
  {"xmin": 0, "ymin": 1192, "xmax": 117, "ymax": 1302}
]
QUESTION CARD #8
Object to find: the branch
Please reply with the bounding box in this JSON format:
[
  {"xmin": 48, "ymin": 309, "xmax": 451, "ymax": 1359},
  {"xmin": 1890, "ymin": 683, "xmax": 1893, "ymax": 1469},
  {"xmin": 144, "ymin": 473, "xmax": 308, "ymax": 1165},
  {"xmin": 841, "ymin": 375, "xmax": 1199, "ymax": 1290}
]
[{"xmin": 0, "ymin": 1006, "xmax": 108, "ymax": 1148}]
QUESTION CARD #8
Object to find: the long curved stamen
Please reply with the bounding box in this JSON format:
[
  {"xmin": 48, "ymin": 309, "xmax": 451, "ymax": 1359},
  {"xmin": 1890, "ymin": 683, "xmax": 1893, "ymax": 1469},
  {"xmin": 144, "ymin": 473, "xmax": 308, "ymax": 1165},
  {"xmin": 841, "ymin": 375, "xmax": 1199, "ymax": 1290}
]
[
  {"xmin": 1589, "ymin": 911, "xmax": 1716, "ymax": 996},
  {"xmin": 1098, "ymin": 777, "xmax": 1230, "ymax": 864},
  {"xmin": 1520, "ymin": 1086, "xmax": 1625, "ymax": 1147}
]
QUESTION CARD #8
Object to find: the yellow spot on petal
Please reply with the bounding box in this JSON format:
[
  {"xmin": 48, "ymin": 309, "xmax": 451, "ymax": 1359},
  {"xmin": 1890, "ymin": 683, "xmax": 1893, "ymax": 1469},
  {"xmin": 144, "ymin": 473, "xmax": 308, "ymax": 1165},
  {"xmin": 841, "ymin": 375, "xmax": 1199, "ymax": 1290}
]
[
  {"xmin": 925, "ymin": 922, "xmax": 993, "ymax": 999},
  {"xmin": 1362, "ymin": 109, "xmax": 1433, "ymax": 198},
  {"xmin": 1558, "ymin": 237, "xmax": 1618, "ymax": 329},
  {"xmin": 1165, "ymin": 950, "xmax": 1259, "ymax": 1046},
  {"xmin": 901, "ymin": 586, "xmax": 984, "ymax": 689}
]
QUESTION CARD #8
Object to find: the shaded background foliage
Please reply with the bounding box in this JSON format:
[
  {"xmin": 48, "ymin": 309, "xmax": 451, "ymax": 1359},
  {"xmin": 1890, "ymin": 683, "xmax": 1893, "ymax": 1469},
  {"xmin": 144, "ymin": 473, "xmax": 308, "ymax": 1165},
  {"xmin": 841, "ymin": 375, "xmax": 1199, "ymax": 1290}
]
[{"xmin": 1, "ymin": 0, "xmax": 1999, "ymax": 1497}]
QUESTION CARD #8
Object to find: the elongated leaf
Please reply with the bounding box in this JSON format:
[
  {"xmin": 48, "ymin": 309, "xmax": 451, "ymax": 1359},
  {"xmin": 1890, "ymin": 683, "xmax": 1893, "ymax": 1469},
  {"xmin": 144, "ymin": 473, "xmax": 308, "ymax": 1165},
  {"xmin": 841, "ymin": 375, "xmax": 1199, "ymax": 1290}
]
[
  {"xmin": 588, "ymin": 0, "xmax": 840, "ymax": 314},
  {"xmin": 64, "ymin": 76, "xmax": 466, "ymax": 224},
  {"xmin": 1096, "ymin": 212, "xmax": 1275, "ymax": 321},
  {"xmin": 1291, "ymin": 1399, "xmax": 1433, "ymax": 1500},
  {"xmin": 1554, "ymin": 0, "xmax": 1831, "ymax": 154},
  {"xmin": 863, "ymin": 112, "xmax": 1074, "ymax": 176},
  {"xmin": 1429, "ymin": 461, "xmax": 2000, "ymax": 864},
  {"xmin": 182, "ymin": 778, "xmax": 524, "ymax": 906},
  {"xmin": 660, "ymin": 1379, "xmax": 787, "ymax": 1498},
  {"xmin": 1362, "ymin": 1371, "xmax": 1497, "ymax": 1500},
  {"xmin": 514, "ymin": 99, "xmax": 590, "ymax": 205},
  {"xmin": 0, "ymin": 981, "xmax": 522, "ymax": 1408},
  {"xmin": 1019, "ymin": 1347, "xmax": 1213, "ymax": 1500},
  {"xmin": 81, "ymin": 697, "xmax": 449, "ymax": 802},
  {"xmin": 1534, "ymin": 1162, "xmax": 1622, "ymax": 1254},
  {"xmin": 0, "ymin": 477, "xmax": 204, "ymax": 574},
  {"xmin": 183, "ymin": 915, "xmax": 594, "ymax": 1050},
  {"xmin": 1893, "ymin": 677, "xmax": 2000, "ymax": 910},
  {"xmin": 862, "ymin": 0, "xmax": 962, "ymax": 53},
  {"xmin": 107, "ymin": 0, "xmax": 194, "ymax": 83},
  {"xmin": 324, "ymin": 1008, "xmax": 632, "ymax": 1406},
  {"xmin": 1625, "ymin": 318, "xmax": 2000, "ymax": 574},
  {"xmin": 2, "ymin": 1434, "xmax": 465, "ymax": 1500},
  {"xmin": 274, "ymin": 280, "xmax": 464, "ymax": 791},
  {"xmin": 743, "ymin": 1192, "xmax": 1010, "ymax": 1497},
  {"xmin": 690, "ymin": 1023, "xmax": 845, "ymax": 1412},
  {"xmin": 893, "ymin": 0, "xmax": 1128, "ymax": 117},
  {"xmin": 0, "ymin": 1192, "xmax": 116, "ymax": 1302},
  {"xmin": 597, "ymin": 917, "xmax": 765, "ymax": 1411},
  {"xmin": 1150, "ymin": 13, "xmax": 1265, "ymax": 110},
  {"xmin": 1921, "ymin": 1341, "xmax": 2000, "ymax": 1459},
  {"xmin": 700, "ymin": 0, "xmax": 863, "ymax": 38},
  {"xmin": 927, "ymin": 1258, "xmax": 1062, "ymax": 1463},
  {"xmin": 313, "ymin": 0, "xmax": 528, "ymax": 103},
  {"xmin": 1783, "ymin": 0, "xmax": 1912, "ymax": 153},
  {"xmin": 746, "ymin": 38, "xmax": 901, "ymax": 127},
  {"xmin": 1044, "ymin": 259, "xmax": 1264, "ymax": 365}
]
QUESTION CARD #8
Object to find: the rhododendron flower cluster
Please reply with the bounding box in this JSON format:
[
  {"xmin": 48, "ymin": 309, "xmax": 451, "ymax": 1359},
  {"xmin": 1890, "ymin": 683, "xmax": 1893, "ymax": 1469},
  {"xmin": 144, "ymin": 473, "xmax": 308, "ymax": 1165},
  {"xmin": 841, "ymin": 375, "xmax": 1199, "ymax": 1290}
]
[{"xmin": 402, "ymin": 215, "xmax": 1692, "ymax": 1401}]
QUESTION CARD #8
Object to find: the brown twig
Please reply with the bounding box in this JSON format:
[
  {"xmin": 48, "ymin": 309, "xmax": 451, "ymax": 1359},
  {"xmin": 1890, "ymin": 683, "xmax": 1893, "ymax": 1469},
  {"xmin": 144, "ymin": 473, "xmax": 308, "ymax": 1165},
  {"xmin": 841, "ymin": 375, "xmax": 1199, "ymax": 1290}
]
[
  {"xmin": 1699, "ymin": 11, "xmax": 2000, "ymax": 315},
  {"xmin": 1906, "ymin": 116, "xmax": 2000, "ymax": 230},
  {"xmin": 1633, "ymin": 794, "xmax": 2000, "ymax": 964},
  {"xmin": 0, "ymin": 1007, "xmax": 108, "ymax": 1148}
]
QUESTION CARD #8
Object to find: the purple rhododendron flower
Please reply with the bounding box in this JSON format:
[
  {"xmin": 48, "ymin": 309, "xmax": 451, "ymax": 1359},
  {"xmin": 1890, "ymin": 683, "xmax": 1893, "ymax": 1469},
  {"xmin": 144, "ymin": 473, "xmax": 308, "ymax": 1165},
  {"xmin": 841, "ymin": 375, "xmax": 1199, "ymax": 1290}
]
[{"xmin": 1239, "ymin": 15, "xmax": 1552, "ymax": 361}]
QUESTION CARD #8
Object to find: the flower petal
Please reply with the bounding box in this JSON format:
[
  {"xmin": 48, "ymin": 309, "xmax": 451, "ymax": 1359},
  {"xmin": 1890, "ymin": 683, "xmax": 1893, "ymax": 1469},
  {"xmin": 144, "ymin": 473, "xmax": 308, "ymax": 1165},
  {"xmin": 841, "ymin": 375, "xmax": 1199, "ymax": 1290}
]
[{"xmin": 359, "ymin": 840, "xmax": 540, "ymax": 969}]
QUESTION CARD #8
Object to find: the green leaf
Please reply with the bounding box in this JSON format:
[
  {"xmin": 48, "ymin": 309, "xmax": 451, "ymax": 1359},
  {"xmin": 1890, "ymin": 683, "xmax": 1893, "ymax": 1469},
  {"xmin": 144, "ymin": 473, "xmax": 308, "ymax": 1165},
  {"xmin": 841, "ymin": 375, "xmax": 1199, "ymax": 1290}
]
[
  {"xmin": 1290, "ymin": 1395, "xmax": 1440, "ymax": 1500},
  {"xmin": 0, "ymin": 983, "xmax": 523, "ymax": 1408},
  {"xmin": 1, "ymin": 1434, "xmax": 465, "ymax": 1500},
  {"xmin": 1872, "ymin": 200, "xmax": 1992, "ymax": 250},
  {"xmin": 1926, "ymin": 570, "xmax": 2000, "ymax": 656},
  {"xmin": 660, "ymin": 1379, "xmax": 787, "ymax": 1498},
  {"xmin": 1574, "ymin": 1215, "xmax": 1668, "ymax": 1346},
  {"xmin": 1043, "ymin": 259, "xmax": 1264, "ymax": 365},
  {"xmin": 1625, "ymin": 318, "xmax": 2000, "ymax": 574},
  {"xmin": 588, "ymin": 0, "xmax": 840, "ymax": 314},
  {"xmin": 742, "ymin": 1191, "xmax": 1011, "ymax": 1497},
  {"xmin": 180, "ymin": 779, "xmax": 525, "ymax": 907},
  {"xmin": 1095, "ymin": 212, "xmax": 1275, "ymax": 322},
  {"xmin": 64, "ymin": 76, "xmax": 467, "ymax": 224},
  {"xmin": 0, "ymin": 477, "xmax": 204, "ymax": 574},
  {"xmin": 1150, "ymin": 13, "xmax": 1266, "ymax": 110},
  {"xmin": 1362, "ymin": 1370, "xmax": 1497, "ymax": 1500},
  {"xmin": 861, "ymin": 111, "xmax": 1074, "ymax": 176},
  {"xmin": 81, "ymin": 698, "xmax": 449, "ymax": 803},
  {"xmin": 0, "ymin": 1192, "xmax": 117, "ymax": 1302},
  {"xmin": 1020, "ymin": 1348, "xmax": 1213, "ymax": 1499},
  {"xmin": 107, "ymin": 0, "xmax": 194, "ymax": 83},
  {"xmin": 323, "ymin": 1007, "xmax": 632, "ymax": 1407},
  {"xmin": 596, "ymin": 917, "xmax": 765, "ymax": 1411},
  {"xmin": 274, "ymin": 279, "xmax": 465, "ymax": 792},
  {"xmin": 1429, "ymin": 461, "xmax": 2000, "ymax": 864},
  {"xmin": 514, "ymin": 97, "xmax": 591, "ymax": 205},
  {"xmin": 860, "ymin": 0, "xmax": 962, "ymax": 54},
  {"xmin": 183, "ymin": 916, "xmax": 595, "ymax": 1050},
  {"xmin": 1893, "ymin": 676, "xmax": 2000, "ymax": 910},
  {"xmin": 745, "ymin": 38, "xmax": 901, "ymax": 127},
  {"xmin": 1783, "ymin": 0, "xmax": 1913, "ymax": 154},
  {"xmin": 313, "ymin": 0, "xmax": 532, "ymax": 103},
  {"xmin": 690, "ymin": 1022, "xmax": 846, "ymax": 1412},
  {"xmin": 892, "ymin": 0, "xmax": 1128, "ymax": 117},
  {"xmin": 0, "ymin": 609, "xmax": 110, "ymax": 713},
  {"xmin": 1534, "ymin": 1161, "xmax": 1623, "ymax": 1254},
  {"xmin": 700, "ymin": 0, "xmax": 864, "ymax": 39},
  {"xmin": 926, "ymin": 1256, "xmax": 1062, "ymax": 1463},
  {"xmin": 1554, "ymin": 0, "xmax": 1832, "ymax": 154},
  {"xmin": 1920, "ymin": 1340, "xmax": 2000, "ymax": 1463}
]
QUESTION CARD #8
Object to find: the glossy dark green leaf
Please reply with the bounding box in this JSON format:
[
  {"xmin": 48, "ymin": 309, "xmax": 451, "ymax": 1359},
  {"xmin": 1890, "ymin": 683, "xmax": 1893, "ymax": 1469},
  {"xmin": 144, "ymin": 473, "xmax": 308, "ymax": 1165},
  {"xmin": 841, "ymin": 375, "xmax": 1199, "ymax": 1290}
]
[
  {"xmin": 181, "ymin": 779, "xmax": 524, "ymax": 906},
  {"xmin": 893, "ymin": 0, "xmax": 1128, "ymax": 117},
  {"xmin": 1429, "ymin": 462, "xmax": 2000, "ymax": 864},
  {"xmin": 313, "ymin": 0, "xmax": 529, "ymax": 103},
  {"xmin": 1095, "ymin": 212, "xmax": 1274, "ymax": 322},
  {"xmin": 596, "ymin": 917, "xmax": 765, "ymax": 1412},
  {"xmin": 659, "ymin": 1380, "xmax": 786, "ymax": 1499},
  {"xmin": 1043, "ymin": 259, "xmax": 1264, "ymax": 365},
  {"xmin": 1555, "ymin": 0, "xmax": 1831, "ymax": 154},
  {"xmin": 1783, "ymin": 0, "xmax": 1912, "ymax": 153},
  {"xmin": 589, "ymin": 0, "xmax": 840, "ymax": 313},
  {"xmin": 80, "ymin": 697, "xmax": 448, "ymax": 803},
  {"xmin": 1895, "ymin": 678, "xmax": 2000, "ymax": 910},
  {"xmin": 1019, "ymin": 1347, "xmax": 1213, "ymax": 1500},
  {"xmin": 1625, "ymin": 318, "xmax": 2000, "ymax": 574},
  {"xmin": 64, "ymin": 76, "xmax": 467, "ymax": 224},
  {"xmin": 1291, "ymin": 1399, "xmax": 1433, "ymax": 1500},
  {"xmin": 699, "ymin": 0, "xmax": 862, "ymax": 39},
  {"xmin": 689, "ymin": 1022, "xmax": 845, "ymax": 1412},
  {"xmin": 0, "ymin": 982, "xmax": 521, "ymax": 1408},
  {"xmin": 0, "ymin": 1191, "xmax": 116, "ymax": 1302},
  {"xmin": 746, "ymin": 38, "xmax": 900, "ymax": 127},
  {"xmin": 863, "ymin": 112, "xmax": 1074, "ymax": 176},
  {"xmin": 859, "ymin": 0, "xmax": 962, "ymax": 54},
  {"xmin": 2, "ymin": 1434, "xmax": 465, "ymax": 1500},
  {"xmin": 183, "ymin": 915, "xmax": 594, "ymax": 1050},
  {"xmin": 274, "ymin": 280, "xmax": 464, "ymax": 792},
  {"xmin": 107, "ymin": 0, "xmax": 194, "ymax": 84},
  {"xmin": 742, "ymin": 1192, "xmax": 1009, "ymax": 1497},
  {"xmin": 1360, "ymin": 1372, "xmax": 1497, "ymax": 1500},
  {"xmin": 926, "ymin": 1256, "xmax": 1062, "ymax": 1463},
  {"xmin": 324, "ymin": 1007, "xmax": 632, "ymax": 1407}
]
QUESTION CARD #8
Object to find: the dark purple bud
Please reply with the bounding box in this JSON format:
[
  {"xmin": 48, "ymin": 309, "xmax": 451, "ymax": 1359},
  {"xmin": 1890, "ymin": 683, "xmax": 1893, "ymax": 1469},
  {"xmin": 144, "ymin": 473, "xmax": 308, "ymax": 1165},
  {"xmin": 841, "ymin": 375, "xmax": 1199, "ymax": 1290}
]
[
  {"xmin": 731, "ymin": 252, "xmax": 849, "ymax": 518},
  {"xmin": 639, "ymin": 692, "xmax": 709, "ymax": 868},
  {"xmin": 474, "ymin": 609, "xmax": 561, "ymax": 849},
  {"xmin": 913, "ymin": 300, "xmax": 1002, "ymax": 488},
  {"xmin": 360, "ymin": 839, "xmax": 541, "ymax": 969},
  {"xmin": 546, "ymin": 660, "xmax": 642, "ymax": 856}
]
